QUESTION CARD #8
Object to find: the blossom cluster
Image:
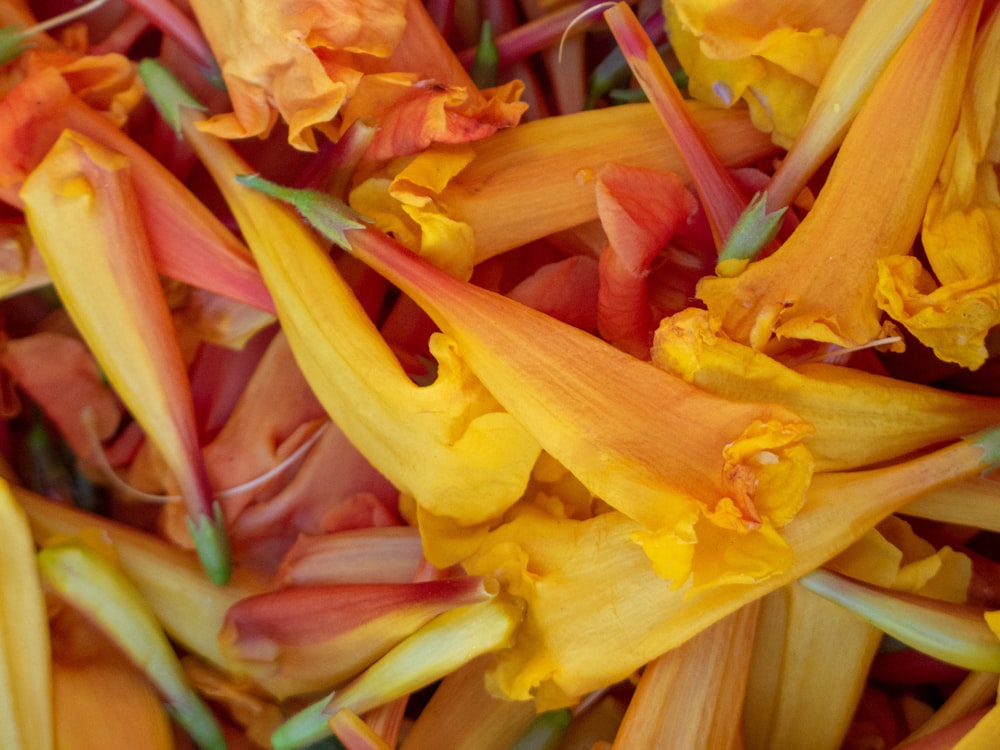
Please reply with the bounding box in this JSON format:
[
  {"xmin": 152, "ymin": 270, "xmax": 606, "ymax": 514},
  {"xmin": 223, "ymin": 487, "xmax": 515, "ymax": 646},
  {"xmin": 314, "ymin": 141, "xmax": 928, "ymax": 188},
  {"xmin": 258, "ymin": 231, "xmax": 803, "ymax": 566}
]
[{"xmin": 2, "ymin": 0, "xmax": 1000, "ymax": 748}]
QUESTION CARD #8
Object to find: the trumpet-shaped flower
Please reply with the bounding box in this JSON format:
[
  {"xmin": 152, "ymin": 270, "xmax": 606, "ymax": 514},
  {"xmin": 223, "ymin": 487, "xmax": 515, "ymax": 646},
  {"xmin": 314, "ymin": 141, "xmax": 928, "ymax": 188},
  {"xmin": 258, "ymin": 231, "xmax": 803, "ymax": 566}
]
[
  {"xmin": 461, "ymin": 423, "xmax": 1000, "ymax": 709},
  {"xmin": 697, "ymin": 0, "xmax": 982, "ymax": 351},
  {"xmin": 875, "ymin": 7, "xmax": 1000, "ymax": 369},
  {"xmin": 220, "ymin": 577, "xmax": 497, "ymax": 698},
  {"xmin": 651, "ymin": 308, "xmax": 1000, "ymax": 470},
  {"xmin": 19, "ymin": 129, "xmax": 231, "ymax": 582},
  {"xmin": 0, "ymin": 479, "xmax": 52, "ymax": 750},
  {"xmin": 188, "ymin": 0, "xmax": 525, "ymax": 154},
  {"xmin": 349, "ymin": 100, "xmax": 777, "ymax": 267},
  {"xmin": 245, "ymin": 177, "xmax": 816, "ymax": 588},
  {"xmin": 147, "ymin": 77, "xmax": 542, "ymax": 531},
  {"xmin": 665, "ymin": 0, "xmax": 863, "ymax": 147}
]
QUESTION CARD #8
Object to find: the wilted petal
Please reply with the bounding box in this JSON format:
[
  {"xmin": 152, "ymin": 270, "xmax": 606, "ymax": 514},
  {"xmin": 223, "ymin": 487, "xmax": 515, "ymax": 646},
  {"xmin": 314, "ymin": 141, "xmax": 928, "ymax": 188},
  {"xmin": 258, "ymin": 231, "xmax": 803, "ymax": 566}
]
[
  {"xmin": 462, "ymin": 426, "xmax": 1000, "ymax": 708},
  {"xmin": 0, "ymin": 68, "xmax": 272, "ymax": 313},
  {"xmin": 595, "ymin": 164, "xmax": 698, "ymax": 356},
  {"xmin": 277, "ymin": 527, "xmax": 423, "ymax": 586},
  {"xmin": 164, "ymin": 100, "xmax": 542, "ymax": 530},
  {"xmin": 697, "ymin": 0, "xmax": 981, "ymax": 351},
  {"xmin": 20, "ymin": 129, "xmax": 230, "ymax": 582},
  {"xmin": 349, "ymin": 101, "xmax": 777, "ymax": 264}
]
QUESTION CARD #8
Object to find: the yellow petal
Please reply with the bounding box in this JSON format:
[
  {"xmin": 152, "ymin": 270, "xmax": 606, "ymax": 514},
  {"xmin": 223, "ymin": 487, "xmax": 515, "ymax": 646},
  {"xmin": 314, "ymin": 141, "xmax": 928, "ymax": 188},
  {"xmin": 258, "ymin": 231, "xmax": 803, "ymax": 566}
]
[
  {"xmin": 181, "ymin": 109, "xmax": 543, "ymax": 529},
  {"xmin": 0, "ymin": 479, "xmax": 52, "ymax": 750},
  {"xmin": 651, "ymin": 308, "xmax": 1000, "ymax": 470}
]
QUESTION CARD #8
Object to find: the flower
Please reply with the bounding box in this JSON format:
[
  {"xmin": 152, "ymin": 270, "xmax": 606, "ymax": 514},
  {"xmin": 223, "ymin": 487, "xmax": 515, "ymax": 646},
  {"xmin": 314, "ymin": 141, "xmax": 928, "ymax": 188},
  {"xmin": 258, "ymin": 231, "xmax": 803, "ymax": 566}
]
[
  {"xmin": 696, "ymin": 0, "xmax": 982, "ymax": 352},
  {"xmin": 188, "ymin": 0, "xmax": 526, "ymax": 154},
  {"xmin": 651, "ymin": 308, "xmax": 1000, "ymax": 471},
  {"xmin": 875, "ymin": 6, "xmax": 1000, "ymax": 369},
  {"xmin": 19, "ymin": 129, "xmax": 232, "ymax": 582},
  {"xmin": 665, "ymin": 0, "xmax": 863, "ymax": 147}
]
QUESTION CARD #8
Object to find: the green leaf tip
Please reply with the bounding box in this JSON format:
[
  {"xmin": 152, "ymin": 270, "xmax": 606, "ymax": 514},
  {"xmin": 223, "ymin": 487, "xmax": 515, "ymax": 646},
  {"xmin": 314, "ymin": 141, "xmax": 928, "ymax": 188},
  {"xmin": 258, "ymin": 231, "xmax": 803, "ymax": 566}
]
[
  {"xmin": 235, "ymin": 173, "xmax": 368, "ymax": 251},
  {"xmin": 0, "ymin": 26, "xmax": 32, "ymax": 66},
  {"xmin": 968, "ymin": 422, "xmax": 1000, "ymax": 467},
  {"xmin": 187, "ymin": 501, "xmax": 232, "ymax": 585},
  {"xmin": 138, "ymin": 57, "xmax": 207, "ymax": 135},
  {"xmin": 471, "ymin": 20, "xmax": 499, "ymax": 89},
  {"xmin": 716, "ymin": 191, "xmax": 787, "ymax": 277},
  {"xmin": 271, "ymin": 693, "xmax": 336, "ymax": 750}
]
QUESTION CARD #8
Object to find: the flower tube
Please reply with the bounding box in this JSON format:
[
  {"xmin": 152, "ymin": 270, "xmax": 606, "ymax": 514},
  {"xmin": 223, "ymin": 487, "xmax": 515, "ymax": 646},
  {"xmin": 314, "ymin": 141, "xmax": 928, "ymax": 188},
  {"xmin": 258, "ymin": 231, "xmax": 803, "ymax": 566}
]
[
  {"xmin": 697, "ymin": 0, "xmax": 983, "ymax": 351},
  {"xmin": 19, "ymin": 129, "xmax": 232, "ymax": 583}
]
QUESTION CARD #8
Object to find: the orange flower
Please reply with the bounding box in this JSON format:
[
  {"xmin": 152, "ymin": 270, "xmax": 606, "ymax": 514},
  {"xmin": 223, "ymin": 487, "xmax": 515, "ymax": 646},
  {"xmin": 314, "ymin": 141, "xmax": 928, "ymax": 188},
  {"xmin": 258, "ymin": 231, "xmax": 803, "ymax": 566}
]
[
  {"xmin": 189, "ymin": 0, "xmax": 526, "ymax": 155},
  {"xmin": 696, "ymin": 0, "xmax": 982, "ymax": 351}
]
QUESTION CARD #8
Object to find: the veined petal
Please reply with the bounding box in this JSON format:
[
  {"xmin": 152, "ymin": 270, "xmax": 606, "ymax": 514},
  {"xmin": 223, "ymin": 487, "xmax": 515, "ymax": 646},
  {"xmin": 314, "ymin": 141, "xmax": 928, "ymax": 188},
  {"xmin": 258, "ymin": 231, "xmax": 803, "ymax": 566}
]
[
  {"xmin": 171, "ymin": 104, "xmax": 542, "ymax": 528},
  {"xmin": 220, "ymin": 577, "xmax": 496, "ymax": 698},
  {"xmin": 651, "ymin": 308, "xmax": 1000, "ymax": 470},
  {"xmin": 697, "ymin": 0, "xmax": 982, "ymax": 351},
  {"xmin": 19, "ymin": 129, "xmax": 231, "ymax": 583},
  {"xmin": 0, "ymin": 479, "xmax": 52, "ymax": 750}
]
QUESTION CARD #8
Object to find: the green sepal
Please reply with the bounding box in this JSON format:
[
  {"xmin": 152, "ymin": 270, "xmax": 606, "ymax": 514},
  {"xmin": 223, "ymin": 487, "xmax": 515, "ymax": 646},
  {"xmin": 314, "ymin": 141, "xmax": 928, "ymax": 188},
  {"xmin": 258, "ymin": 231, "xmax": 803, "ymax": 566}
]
[
  {"xmin": 235, "ymin": 173, "xmax": 368, "ymax": 251},
  {"xmin": 138, "ymin": 57, "xmax": 207, "ymax": 135},
  {"xmin": 0, "ymin": 26, "xmax": 31, "ymax": 66},
  {"xmin": 470, "ymin": 20, "xmax": 499, "ymax": 89},
  {"xmin": 164, "ymin": 698, "xmax": 228, "ymax": 750},
  {"xmin": 271, "ymin": 693, "xmax": 336, "ymax": 750},
  {"xmin": 186, "ymin": 501, "xmax": 232, "ymax": 585},
  {"xmin": 716, "ymin": 191, "xmax": 787, "ymax": 274}
]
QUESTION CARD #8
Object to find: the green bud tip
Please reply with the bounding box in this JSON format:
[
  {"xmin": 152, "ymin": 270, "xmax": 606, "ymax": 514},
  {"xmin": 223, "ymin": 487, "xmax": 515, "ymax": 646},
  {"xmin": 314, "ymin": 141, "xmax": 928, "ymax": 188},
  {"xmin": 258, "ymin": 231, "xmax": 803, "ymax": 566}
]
[
  {"xmin": 137, "ymin": 57, "xmax": 207, "ymax": 135},
  {"xmin": 716, "ymin": 191, "xmax": 787, "ymax": 275},
  {"xmin": 187, "ymin": 501, "xmax": 232, "ymax": 585},
  {"xmin": 235, "ymin": 173, "xmax": 368, "ymax": 251}
]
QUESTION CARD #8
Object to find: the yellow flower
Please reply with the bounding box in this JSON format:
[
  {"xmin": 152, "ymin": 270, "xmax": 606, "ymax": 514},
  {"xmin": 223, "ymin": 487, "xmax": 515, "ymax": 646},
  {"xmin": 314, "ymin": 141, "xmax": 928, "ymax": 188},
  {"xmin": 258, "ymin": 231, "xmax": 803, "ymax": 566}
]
[
  {"xmin": 463, "ymin": 423, "xmax": 1000, "ymax": 709},
  {"xmin": 651, "ymin": 308, "xmax": 1000, "ymax": 471},
  {"xmin": 875, "ymin": 7, "xmax": 1000, "ymax": 369},
  {"xmin": 349, "ymin": 100, "xmax": 777, "ymax": 268},
  {"xmin": 697, "ymin": 0, "xmax": 982, "ymax": 351},
  {"xmin": 167, "ymin": 98, "xmax": 543, "ymax": 530},
  {"xmin": 665, "ymin": 0, "xmax": 863, "ymax": 147}
]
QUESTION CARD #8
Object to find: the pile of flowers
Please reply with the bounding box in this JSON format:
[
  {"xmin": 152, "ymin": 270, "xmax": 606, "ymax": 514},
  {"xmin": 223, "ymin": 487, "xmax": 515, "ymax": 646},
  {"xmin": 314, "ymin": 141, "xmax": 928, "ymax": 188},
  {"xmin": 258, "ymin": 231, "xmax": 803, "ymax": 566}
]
[{"xmin": 2, "ymin": 0, "xmax": 1000, "ymax": 747}]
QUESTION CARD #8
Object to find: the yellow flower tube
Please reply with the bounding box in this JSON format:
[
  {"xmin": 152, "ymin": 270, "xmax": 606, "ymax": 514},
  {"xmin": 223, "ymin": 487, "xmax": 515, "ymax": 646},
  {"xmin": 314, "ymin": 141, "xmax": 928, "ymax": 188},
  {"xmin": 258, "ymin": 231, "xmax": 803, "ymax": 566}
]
[
  {"xmin": 697, "ymin": 0, "xmax": 982, "ymax": 351},
  {"xmin": 463, "ymin": 425, "xmax": 999, "ymax": 709},
  {"xmin": 152, "ymin": 84, "xmax": 542, "ymax": 529},
  {"xmin": 350, "ymin": 101, "xmax": 778, "ymax": 265},
  {"xmin": 651, "ymin": 308, "xmax": 1000, "ymax": 471}
]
